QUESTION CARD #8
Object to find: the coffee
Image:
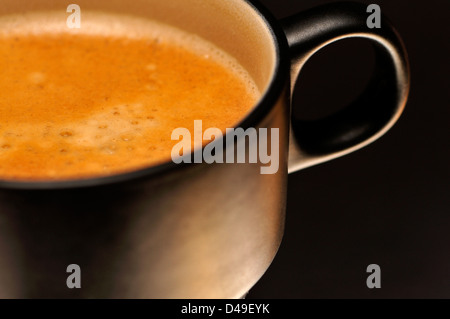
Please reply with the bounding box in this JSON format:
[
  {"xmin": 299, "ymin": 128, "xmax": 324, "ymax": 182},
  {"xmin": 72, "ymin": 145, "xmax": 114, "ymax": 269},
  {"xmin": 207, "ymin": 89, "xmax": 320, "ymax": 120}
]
[{"xmin": 0, "ymin": 12, "xmax": 259, "ymax": 181}]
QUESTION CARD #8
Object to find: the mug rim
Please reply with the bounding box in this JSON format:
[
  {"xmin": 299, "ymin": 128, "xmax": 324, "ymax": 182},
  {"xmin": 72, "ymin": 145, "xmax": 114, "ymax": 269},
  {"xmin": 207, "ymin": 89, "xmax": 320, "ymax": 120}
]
[{"xmin": 0, "ymin": 0, "xmax": 290, "ymax": 190}]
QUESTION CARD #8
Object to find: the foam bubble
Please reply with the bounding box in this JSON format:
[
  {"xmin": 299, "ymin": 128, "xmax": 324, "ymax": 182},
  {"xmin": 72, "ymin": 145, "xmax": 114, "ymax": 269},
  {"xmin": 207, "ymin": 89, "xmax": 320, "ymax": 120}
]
[{"xmin": 28, "ymin": 72, "xmax": 46, "ymax": 85}]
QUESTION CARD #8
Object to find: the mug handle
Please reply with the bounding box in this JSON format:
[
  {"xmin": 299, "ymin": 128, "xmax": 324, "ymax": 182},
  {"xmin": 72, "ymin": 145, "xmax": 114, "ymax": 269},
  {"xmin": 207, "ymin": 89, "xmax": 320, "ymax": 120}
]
[{"xmin": 282, "ymin": 2, "xmax": 410, "ymax": 173}]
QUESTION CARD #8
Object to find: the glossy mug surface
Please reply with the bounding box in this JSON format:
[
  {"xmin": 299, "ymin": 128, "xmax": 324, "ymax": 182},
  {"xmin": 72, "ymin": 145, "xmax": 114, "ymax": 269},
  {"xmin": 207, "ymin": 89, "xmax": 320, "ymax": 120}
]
[{"xmin": 0, "ymin": 0, "xmax": 409, "ymax": 298}]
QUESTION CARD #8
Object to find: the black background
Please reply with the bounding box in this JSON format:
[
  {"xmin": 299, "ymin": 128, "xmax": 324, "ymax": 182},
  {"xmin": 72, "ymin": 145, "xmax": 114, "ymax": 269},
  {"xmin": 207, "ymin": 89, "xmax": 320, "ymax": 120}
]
[{"xmin": 248, "ymin": 0, "xmax": 450, "ymax": 298}]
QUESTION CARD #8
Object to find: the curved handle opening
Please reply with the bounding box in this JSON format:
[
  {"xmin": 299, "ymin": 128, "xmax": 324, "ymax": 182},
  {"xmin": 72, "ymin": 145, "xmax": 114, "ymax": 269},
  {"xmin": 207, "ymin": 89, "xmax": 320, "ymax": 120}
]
[{"xmin": 283, "ymin": 2, "xmax": 410, "ymax": 173}]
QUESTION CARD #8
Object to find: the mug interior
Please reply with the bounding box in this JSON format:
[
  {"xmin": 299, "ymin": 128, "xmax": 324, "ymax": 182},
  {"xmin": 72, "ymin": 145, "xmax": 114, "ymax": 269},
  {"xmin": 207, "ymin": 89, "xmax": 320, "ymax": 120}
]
[{"xmin": 0, "ymin": 0, "xmax": 279, "ymax": 187}]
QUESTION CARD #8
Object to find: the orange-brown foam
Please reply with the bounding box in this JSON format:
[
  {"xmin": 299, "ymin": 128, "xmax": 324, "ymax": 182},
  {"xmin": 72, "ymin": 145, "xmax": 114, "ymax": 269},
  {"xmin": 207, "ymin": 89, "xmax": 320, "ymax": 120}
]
[{"xmin": 0, "ymin": 13, "xmax": 259, "ymax": 181}]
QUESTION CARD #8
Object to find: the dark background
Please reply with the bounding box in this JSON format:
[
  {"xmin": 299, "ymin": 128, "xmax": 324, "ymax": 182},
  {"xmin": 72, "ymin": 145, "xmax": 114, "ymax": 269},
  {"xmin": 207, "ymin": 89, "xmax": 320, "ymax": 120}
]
[{"xmin": 248, "ymin": 0, "xmax": 450, "ymax": 298}]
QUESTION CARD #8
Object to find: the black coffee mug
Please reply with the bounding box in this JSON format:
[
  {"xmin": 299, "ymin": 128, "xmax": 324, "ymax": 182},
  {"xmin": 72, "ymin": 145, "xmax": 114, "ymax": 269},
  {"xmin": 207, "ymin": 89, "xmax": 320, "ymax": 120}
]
[{"xmin": 0, "ymin": 0, "xmax": 409, "ymax": 298}]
